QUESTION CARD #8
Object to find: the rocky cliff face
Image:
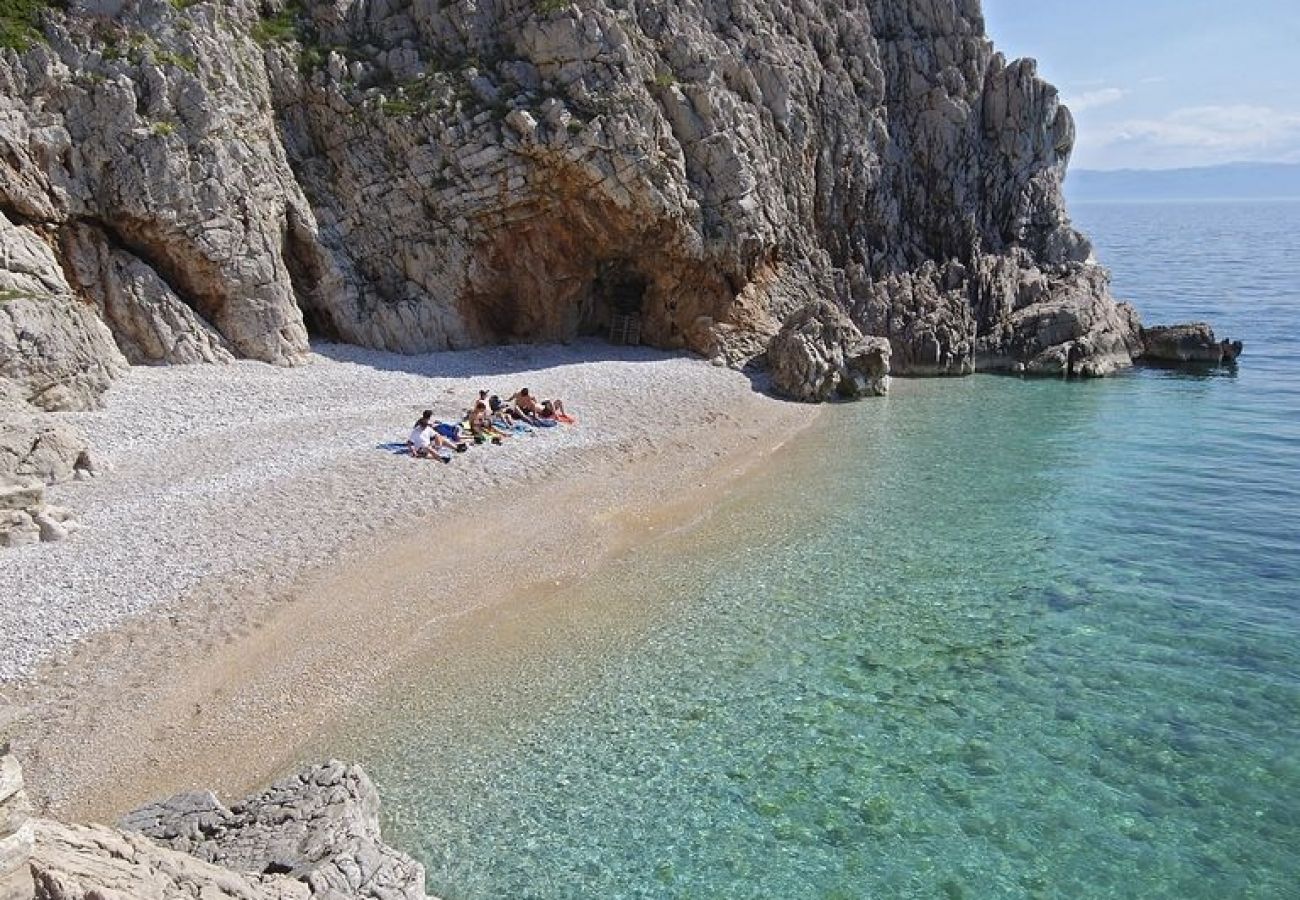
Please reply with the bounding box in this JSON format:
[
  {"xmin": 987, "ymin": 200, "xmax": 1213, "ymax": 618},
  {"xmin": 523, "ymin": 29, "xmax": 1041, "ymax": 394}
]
[{"xmin": 0, "ymin": 0, "xmax": 1141, "ymax": 414}]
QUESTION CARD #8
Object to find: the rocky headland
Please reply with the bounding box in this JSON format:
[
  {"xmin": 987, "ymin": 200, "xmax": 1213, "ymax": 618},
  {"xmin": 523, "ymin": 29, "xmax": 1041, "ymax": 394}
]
[
  {"xmin": 0, "ymin": 0, "xmax": 1240, "ymax": 517},
  {"xmin": 1, "ymin": 0, "xmax": 1177, "ymax": 411}
]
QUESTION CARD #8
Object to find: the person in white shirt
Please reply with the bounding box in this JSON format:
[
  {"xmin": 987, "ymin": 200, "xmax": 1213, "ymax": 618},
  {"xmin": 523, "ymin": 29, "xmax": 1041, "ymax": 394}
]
[{"xmin": 407, "ymin": 410, "xmax": 457, "ymax": 460}]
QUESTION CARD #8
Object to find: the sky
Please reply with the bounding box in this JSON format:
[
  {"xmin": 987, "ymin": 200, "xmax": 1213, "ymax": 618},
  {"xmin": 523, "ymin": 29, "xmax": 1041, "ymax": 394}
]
[{"xmin": 981, "ymin": 0, "xmax": 1300, "ymax": 170}]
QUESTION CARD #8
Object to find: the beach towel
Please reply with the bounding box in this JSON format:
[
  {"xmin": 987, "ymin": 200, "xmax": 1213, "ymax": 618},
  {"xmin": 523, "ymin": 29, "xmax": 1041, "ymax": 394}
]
[
  {"xmin": 492, "ymin": 417, "xmax": 533, "ymax": 434},
  {"xmin": 555, "ymin": 413, "xmax": 578, "ymax": 425},
  {"xmin": 377, "ymin": 441, "xmax": 450, "ymax": 462},
  {"xmin": 434, "ymin": 422, "xmax": 463, "ymax": 441}
]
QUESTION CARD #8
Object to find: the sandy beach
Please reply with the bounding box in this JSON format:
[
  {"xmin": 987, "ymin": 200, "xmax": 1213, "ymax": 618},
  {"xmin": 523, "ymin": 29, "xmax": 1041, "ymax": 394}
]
[{"xmin": 0, "ymin": 341, "xmax": 813, "ymax": 821}]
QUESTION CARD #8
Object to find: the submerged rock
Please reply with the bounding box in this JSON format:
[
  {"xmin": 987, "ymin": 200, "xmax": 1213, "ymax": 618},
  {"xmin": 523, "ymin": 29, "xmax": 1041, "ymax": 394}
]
[{"xmin": 1140, "ymin": 323, "xmax": 1243, "ymax": 366}]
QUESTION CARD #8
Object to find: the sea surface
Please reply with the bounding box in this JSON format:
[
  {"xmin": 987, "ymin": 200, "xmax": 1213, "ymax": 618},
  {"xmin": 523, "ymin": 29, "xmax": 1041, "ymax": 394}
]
[{"xmin": 346, "ymin": 201, "xmax": 1300, "ymax": 898}]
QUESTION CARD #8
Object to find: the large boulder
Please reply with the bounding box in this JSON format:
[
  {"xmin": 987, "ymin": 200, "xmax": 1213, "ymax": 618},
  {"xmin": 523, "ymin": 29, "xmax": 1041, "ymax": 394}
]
[
  {"xmin": 30, "ymin": 820, "xmax": 310, "ymax": 900},
  {"xmin": 0, "ymin": 414, "xmax": 95, "ymax": 486},
  {"xmin": 1141, "ymin": 322, "xmax": 1243, "ymax": 365},
  {"xmin": 768, "ymin": 301, "xmax": 891, "ymax": 402}
]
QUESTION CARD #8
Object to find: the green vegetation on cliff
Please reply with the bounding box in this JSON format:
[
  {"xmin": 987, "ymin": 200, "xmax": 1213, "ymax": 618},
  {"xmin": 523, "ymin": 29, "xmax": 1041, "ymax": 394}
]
[{"xmin": 0, "ymin": 0, "xmax": 58, "ymax": 51}]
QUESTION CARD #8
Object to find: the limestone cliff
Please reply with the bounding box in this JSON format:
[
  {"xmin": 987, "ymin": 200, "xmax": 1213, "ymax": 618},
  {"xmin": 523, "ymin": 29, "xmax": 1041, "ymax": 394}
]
[{"xmin": 0, "ymin": 0, "xmax": 1141, "ymax": 413}]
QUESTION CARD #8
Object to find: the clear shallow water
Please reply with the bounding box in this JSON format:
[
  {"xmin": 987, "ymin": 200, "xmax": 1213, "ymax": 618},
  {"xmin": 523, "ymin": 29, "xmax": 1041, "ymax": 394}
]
[{"xmin": 348, "ymin": 202, "xmax": 1300, "ymax": 898}]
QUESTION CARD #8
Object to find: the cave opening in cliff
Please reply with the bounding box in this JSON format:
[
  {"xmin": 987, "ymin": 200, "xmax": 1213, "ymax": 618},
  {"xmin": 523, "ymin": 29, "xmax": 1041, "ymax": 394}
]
[
  {"xmin": 282, "ymin": 217, "xmax": 341, "ymax": 342},
  {"xmin": 583, "ymin": 261, "xmax": 648, "ymax": 343}
]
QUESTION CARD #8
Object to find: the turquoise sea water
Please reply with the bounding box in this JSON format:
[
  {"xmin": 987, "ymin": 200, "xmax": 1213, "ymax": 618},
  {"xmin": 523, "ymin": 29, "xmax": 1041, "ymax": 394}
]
[{"xmin": 351, "ymin": 201, "xmax": 1300, "ymax": 898}]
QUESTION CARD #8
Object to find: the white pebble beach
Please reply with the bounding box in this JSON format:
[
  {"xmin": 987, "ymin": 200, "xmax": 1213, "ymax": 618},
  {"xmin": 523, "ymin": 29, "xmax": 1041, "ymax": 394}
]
[{"xmin": 0, "ymin": 340, "xmax": 812, "ymax": 816}]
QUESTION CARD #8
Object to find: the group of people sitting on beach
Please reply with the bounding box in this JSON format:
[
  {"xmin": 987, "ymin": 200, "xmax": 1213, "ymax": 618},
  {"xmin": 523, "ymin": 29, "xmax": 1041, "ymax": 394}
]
[{"xmin": 406, "ymin": 388, "xmax": 574, "ymax": 461}]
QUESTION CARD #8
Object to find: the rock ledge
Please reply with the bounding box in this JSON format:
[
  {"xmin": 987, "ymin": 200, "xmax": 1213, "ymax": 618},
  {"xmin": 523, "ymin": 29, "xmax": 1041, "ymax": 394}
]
[{"xmin": 1, "ymin": 749, "xmax": 435, "ymax": 900}]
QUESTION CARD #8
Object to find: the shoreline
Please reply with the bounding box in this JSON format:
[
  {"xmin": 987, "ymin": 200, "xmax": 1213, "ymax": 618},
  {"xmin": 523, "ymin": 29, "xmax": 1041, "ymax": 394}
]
[{"xmin": 0, "ymin": 341, "xmax": 816, "ymax": 821}]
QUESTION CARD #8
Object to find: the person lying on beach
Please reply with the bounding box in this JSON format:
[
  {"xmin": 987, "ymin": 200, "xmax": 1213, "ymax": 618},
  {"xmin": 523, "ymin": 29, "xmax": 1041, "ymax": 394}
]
[
  {"xmin": 489, "ymin": 394, "xmax": 527, "ymax": 428},
  {"xmin": 408, "ymin": 411, "xmax": 460, "ymax": 460},
  {"xmin": 510, "ymin": 387, "xmax": 569, "ymax": 419},
  {"xmin": 467, "ymin": 401, "xmax": 504, "ymax": 444},
  {"xmin": 510, "ymin": 387, "xmax": 576, "ymax": 424}
]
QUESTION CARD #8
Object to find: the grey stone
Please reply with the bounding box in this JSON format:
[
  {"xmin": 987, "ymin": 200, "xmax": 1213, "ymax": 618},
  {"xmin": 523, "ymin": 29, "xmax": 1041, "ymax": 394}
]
[
  {"xmin": 1141, "ymin": 322, "xmax": 1244, "ymax": 365},
  {"xmin": 0, "ymin": 479, "xmax": 42, "ymax": 513},
  {"xmin": 768, "ymin": 301, "xmax": 891, "ymax": 402},
  {"xmin": 0, "ymin": 0, "xmax": 1236, "ymax": 426},
  {"xmin": 126, "ymin": 761, "xmax": 432, "ymax": 899},
  {"xmin": 32, "ymin": 513, "xmax": 68, "ymax": 543}
]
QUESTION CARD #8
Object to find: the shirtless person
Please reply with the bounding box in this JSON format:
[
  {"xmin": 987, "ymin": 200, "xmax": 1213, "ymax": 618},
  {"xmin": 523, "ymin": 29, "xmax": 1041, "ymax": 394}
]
[
  {"xmin": 467, "ymin": 401, "xmax": 503, "ymax": 444},
  {"xmin": 510, "ymin": 387, "xmax": 567, "ymax": 419}
]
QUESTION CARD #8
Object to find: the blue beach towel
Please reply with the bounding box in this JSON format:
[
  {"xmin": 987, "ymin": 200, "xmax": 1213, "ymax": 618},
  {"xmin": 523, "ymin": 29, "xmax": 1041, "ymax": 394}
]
[
  {"xmin": 377, "ymin": 441, "xmax": 450, "ymax": 461},
  {"xmin": 493, "ymin": 417, "xmax": 533, "ymax": 434}
]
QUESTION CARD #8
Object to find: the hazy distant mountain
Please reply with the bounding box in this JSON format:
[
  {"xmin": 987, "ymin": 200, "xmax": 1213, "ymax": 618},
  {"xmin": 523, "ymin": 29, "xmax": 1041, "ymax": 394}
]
[{"xmin": 1066, "ymin": 162, "xmax": 1300, "ymax": 203}]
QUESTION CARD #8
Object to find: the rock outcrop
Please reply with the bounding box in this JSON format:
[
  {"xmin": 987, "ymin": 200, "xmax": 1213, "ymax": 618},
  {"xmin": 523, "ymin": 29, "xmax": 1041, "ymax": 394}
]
[
  {"xmin": 0, "ymin": 749, "xmax": 433, "ymax": 900},
  {"xmin": 0, "ymin": 414, "xmax": 97, "ymax": 486},
  {"xmin": 30, "ymin": 820, "xmax": 311, "ymax": 900},
  {"xmin": 0, "ymin": 213, "xmax": 126, "ymax": 414},
  {"xmin": 124, "ymin": 761, "xmax": 430, "ymax": 900},
  {"xmin": 769, "ymin": 300, "xmax": 890, "ymax": 401},
  {"xmin": 1140, "ymin": 322, "xmax": 1243, "ymax": 366},
  {"xmin": 0, "ymin": 0, "xmax": 1152, "ymax": 409}
]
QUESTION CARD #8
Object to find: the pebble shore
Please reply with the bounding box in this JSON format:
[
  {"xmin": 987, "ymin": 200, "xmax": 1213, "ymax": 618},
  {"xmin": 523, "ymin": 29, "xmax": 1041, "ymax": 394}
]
[{"xmin": 0, "ymin": 341, "xmax": 795, "ymax": 684}]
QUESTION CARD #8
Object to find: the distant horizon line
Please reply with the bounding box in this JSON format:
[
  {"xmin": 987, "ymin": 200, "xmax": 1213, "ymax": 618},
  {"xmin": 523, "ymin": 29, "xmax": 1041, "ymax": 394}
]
[{"xmin": 1071, "ymin": 160, "xmax": 1300, "ymax": 175}]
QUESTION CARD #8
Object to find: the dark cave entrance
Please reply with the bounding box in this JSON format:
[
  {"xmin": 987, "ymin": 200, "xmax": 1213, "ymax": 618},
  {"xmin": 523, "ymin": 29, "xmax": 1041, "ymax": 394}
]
[
  {"xmin": 283, "ymin": 214, "xmax": 342, "ymax": 342},
  {"xmin": 582, "ymin": 261, "xmax": 648, "ymax": 344}
]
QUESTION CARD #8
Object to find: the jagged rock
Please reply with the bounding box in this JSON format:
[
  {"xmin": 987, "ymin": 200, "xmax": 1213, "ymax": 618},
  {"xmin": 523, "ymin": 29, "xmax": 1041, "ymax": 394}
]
[
  {"xmin": 125, "ymin": 760, "xmax": 432, "ymax": 900},
  {"xmin": 0, "ymin": 214, "xmax": 126, "ymax": 413},
  {"xmin": 62, "ymin": 224, "xmax": 237, "ymax": 366},
  {"xmin": 2, "ymin": 751, "xmax": 431, "ymax": 900},
  {"xmin": 768, "ymin": 301, "xmax": 890, "ymax": 401},
  {"xmin": 5, "ymin": 0, "xmax": 1235, "ymax": 409},
  {"xmin": 0, "ymin": 414, "xmax": 94, "ymax": 486},
  {"xmin": 0, "ymin": 2, "xmax": 314, "ymax": 368},
  {"xmin": 1141, "ymin": 323, "xmax": 1243, "ymax": 365},
  {"xmin": 0, "ymin": 479, "xmax": 43, "ymax": 513},
  {"xmin": 0, "ymin": 477, "xmax": 46, "ymax": 548},
  {"xmin": 31, "ymin": 513, "xmax": 67, "ymax": 544},
  {"xmin": 0, "ymin": 511, "xmax": 40, "ymax": 548},
  {"xmin": 30, "ymin": 820, "xmax": 310, "ymax": 900},
  {"xmin": 0, "ymin": 0, "xmax": 1148, "ymax": 393}
]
